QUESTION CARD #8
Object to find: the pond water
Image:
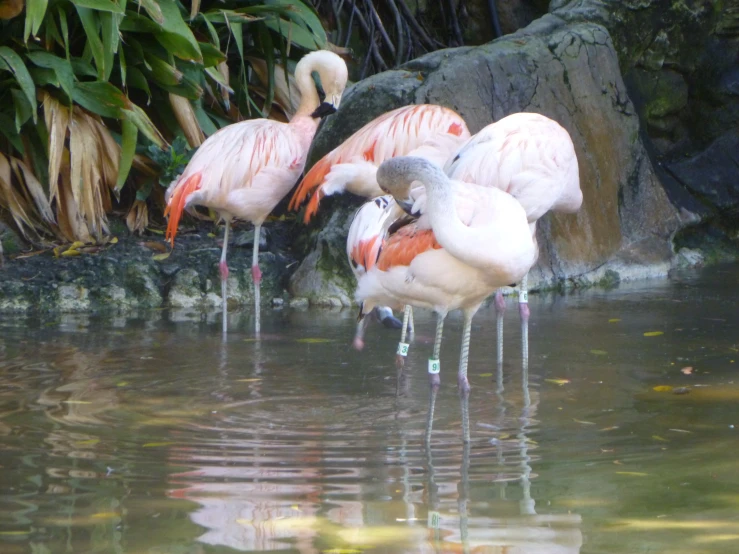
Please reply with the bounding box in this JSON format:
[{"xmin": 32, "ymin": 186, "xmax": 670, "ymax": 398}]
[{"xmin": 0, "ymin": 264, "xmax": 738, "ymax": 554}]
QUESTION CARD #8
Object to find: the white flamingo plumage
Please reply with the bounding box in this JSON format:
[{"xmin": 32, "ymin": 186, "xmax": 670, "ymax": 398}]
[
  {"xmin": 356, "ymin": 157, "xmax": 537, "ymax": 408},
  {"xmin": 164, "ymin": 50, "xmax": 348, "ymax": 335},
  {"xmin": 442, "ymin": 112, "xmax": 582, "ymax": 367}
]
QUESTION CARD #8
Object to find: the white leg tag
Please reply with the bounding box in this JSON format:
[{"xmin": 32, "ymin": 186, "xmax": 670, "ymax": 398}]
[
  {"xmin": 519, "ymin": 290, "xmax": 528, "ymax": 304},
  {"xmin": 428, "ymin": 510, "xmax": 441, "ymax": 529},
  {"xmin": 396, "ymin": 342, "xmax": 409, "ymax": 356},
  {"xmin": 428, "ymin": 358, "xmax": 441, "ymax": 374}
]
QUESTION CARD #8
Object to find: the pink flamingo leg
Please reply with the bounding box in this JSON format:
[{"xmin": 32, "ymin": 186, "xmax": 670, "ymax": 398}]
[
  {"xmin": 220, "ymin": 221, "xmax": 230, "ymax": 335},
  {"xmin": 252, "ymin": 224, "xmax": 262, "ymax": 336},
  {"xmin": 495, "ymin": 289, "xmax": 505, "ymax": 369}
]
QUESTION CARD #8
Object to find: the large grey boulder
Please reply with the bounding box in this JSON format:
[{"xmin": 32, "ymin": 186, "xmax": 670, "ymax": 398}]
[{"xmin": 291, "ymin": 15, "xmax": 689, "ymax": 301}]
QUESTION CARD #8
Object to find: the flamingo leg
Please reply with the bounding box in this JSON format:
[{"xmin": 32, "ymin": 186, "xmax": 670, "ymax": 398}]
[
  {"xmin": 458, "ymin": 311, "xmax": 473, "ymax": 396},
  {"xmin": 395, "ymin": 304, "xmax": 412, "ymax": 368},
  {"xmin": 495, "ymin": 289, "xmax": 505, "ymax": 370},
  {"xmin": 220, "ymin": 221, "xmax": 230, "ymax": 334},
  {"xmin": 425, "ymin": 311, "xmax": 445, "ymax": 444},
  {"xmin": 519, "ymin": 272, "xmax": 529, "ymax": 371},
  {"xmin": 353, "ymin": 312, "xmax": 370, "ymax": 350},
  {"xmin": 408, "ymin": 306, "xmax": 415, "ymax": 342},
  {"xmin": 252, "ymin": 224, "xmax": 262, "ymax": 336}
]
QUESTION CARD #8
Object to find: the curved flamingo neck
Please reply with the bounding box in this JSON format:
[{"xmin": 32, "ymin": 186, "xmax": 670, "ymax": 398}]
[{"xmin": 293, "ymin": 60, "xmax": 321, "ymax": 119}]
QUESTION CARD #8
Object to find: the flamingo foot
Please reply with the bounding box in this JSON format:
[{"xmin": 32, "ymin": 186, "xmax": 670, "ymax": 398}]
[
  {"xmin": 219, "ymin": 261, "xmax": 229, "ymax": 281},
  {"xmin": 519, "ymin": 302, "xmax": 530, "ymax": 322},
  {"xmin": 251, "ymin": 264, "xmax": 262, "ymax": 284},
  {"xmin": 353, "ymin": 336, "xmax": 365, "ymax": 351}
]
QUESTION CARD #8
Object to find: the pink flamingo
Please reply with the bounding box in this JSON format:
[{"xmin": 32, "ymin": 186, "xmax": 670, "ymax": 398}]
[
  {"xmin": 443, "ymin": 112, "xmax": 582, "ymax": 367},
  {"xmin": 164, "ymin": 50, "xmax": 348, "ymax": 334},
  {"xmin": 288, "ymin": 104, "xmax": 471, "ymax": 222},
  {"xmin": 356, "ymin": 156, "xmax": 537, "ymax": 437}
]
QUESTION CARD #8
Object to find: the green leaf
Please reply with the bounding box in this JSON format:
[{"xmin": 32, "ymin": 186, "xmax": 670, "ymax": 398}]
[
  {"xmin": 72, "ymin": 80, "xmax": 128, "ymax": 118},
  {"xmin": 11, "ymin": 89, "xmax": 34, "ymax": 131},
  {"xmin": 76, "ymin": 7, "xmax": 107, "ymax": 80},
  {"xmin": 191, "ymin": 101, "xmax": 218, "ymax": 136},
  {"xmin": 58, "ymin": 7, "xmax": 70, "ymax": 59},
  {"xmin": 70, "ymin": 57, "xmax": 97, "ymax": 77},
  {"xmin": 115, "ymin": 119, "xmax": 138, "ymax": 192},
  {"xmin": 24, "ymin": 0, "xmax": 49, "ymax": 41},
  {"xmin": 257, "ymin": 24, "xmax": 274, "ymax": 117},
  {"xmin": 26, "ymin": 51, "xmax": 75, "ymax": 100},
  {"xmin": 0, "ymin": 47, "xmax": 37, "ymax": 124},
  {"xmin": 125, "ymin": 66, "xmax": 151, "ymax": 100},
  {"xmin": 143, "ymin": 53, "xmax": 183, "ymax": 86},
  {"xmin": 265, "ymin": 17, "xmax": 321, "ymax": 50},
  {"xmin": 70, "ymin": 0, "xmax": 125, "ymax": 14},
  {"xmin": 265, "ymin": 0, "xmax": 326, "ymax": 47},
  {"xmin": 204, "ymin": 66, "xmax": 232, "ymax": 92},
  {"xmin": 100, "ymin": 11, "xmax": 121, "ymax": 81},
  {"xmin": 152, "ymin": 0, "xmax": 202, "ymax": 62},
  {"xmin": 0, "ymin": 113, "xmax": 24, "ymax": 153},
  {"xmin": 123, "ymin": 104, "xmax": 166, "ymax": 148},
  {"xmin": 119, "ymin": 10, "xmax": 160, "ymax": 32},
  {"xmin": 200, "ymin": 13, "xmax": 219, "ymax": 47},
  {"xmin": 134, "ymin": 0, "xmax": 163, "ymax": 24},
  {"xmin": 198, "ymin": 42, "xmax": 226, "ymax": 68}
]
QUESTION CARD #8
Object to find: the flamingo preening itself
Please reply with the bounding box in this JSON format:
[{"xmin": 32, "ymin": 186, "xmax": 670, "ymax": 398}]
[
  {"xmin": 164, "ymin": 50, "xmax": 348, "ymax": 335},
  {"xmin": 288, "ymin": 104, "xmax": 471, "ymax": 222},
  {"xmin": 357, "ymin": 156, "xmax": 537, "ymax": 436},
  {"xmin": 443, "ymin": 112, "xmax": 582, "ymax": 368}
]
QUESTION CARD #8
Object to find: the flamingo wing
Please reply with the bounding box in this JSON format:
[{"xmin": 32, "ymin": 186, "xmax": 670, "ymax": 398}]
[
  {"xmin": 444, "ymin": 113, "xmax": 581, "ymax": 223},
  {"xmin": 165, "ymin": 119, "xmax": 305, "ymax": 244},
  {"xmin": 375, "ymin": 222, "xmax": 442, "ymax": 272},
  {"xmin": 289, "ymin": 104, "xmax": 470, "ymax": 222}
]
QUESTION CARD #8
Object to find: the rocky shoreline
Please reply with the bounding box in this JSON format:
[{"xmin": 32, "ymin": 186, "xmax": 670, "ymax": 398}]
[{"xmin": 0, "ymin": 216, "xmax": 719, "ymax": 315}]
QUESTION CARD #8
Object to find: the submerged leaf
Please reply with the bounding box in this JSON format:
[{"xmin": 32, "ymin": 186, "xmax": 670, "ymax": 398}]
[
  {"xmin": 296, "ymin": 338, "xmax": 334, "ymax": 344},
  {"xmin": 653, "ymin": 385, "xmax": 673, "ymax": 392},
  {"xmin": 644, "ymin": 331, "xmax": 664, "ymax": 337},
  {"xmin": 590, "ymin": 349, "xmax": 608, "ymax": 355},
  {"xmin": 545, "ymin": 378, "xmax": 570, "ymax": 386}
]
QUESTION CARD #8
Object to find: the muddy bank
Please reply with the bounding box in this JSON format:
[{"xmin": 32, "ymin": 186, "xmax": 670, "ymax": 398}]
[{"xmin": 0, "ymin": 219, "xmax": 297, "ymax": 314}]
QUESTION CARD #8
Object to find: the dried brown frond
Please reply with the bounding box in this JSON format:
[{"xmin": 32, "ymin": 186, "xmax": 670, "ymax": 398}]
[
  {"xmin": 126, "ymin": 199, "xmax": 149, "ymax": 235},
  {"xmin": 169, "ymin": 93, "xmax": 204, "ymax": 148}
]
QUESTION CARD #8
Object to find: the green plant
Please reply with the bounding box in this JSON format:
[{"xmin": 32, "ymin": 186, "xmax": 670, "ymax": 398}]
[{"xmin": 0, "ymin": 0, "xmax": 329, "ymax": 244}]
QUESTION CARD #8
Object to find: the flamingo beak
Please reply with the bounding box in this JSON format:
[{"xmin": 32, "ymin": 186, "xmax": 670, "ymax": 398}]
[
  {"xmin": 310, "ymin": 93, "xmax": 341, "ymax": 119},
  {"xmin": 397, "ymin": 196, "xmax": 417, "ymax": 217},
  {"xmin": 310, "ymin": 102, "xmax": 337, "ymax": 118}
]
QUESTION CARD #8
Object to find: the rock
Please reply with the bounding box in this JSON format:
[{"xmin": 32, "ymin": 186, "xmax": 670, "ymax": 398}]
[
  {"xmin": 665, "ymin": 130, "xmax": 739, "ymax": 215},
  {"xmin": 288, "ymin": 297, "xmax": 310, "ymax": 309},
  {"xmin": 168, "ymin": 268, "xmax": 206, "ymax": 309},
  {"xmin": 56, "ymin": 284, "xmax": 90, "ymax": 312},
  {"xmin": 123, "ymin": 262, "xmax": 162, "ymax": 308},
  {"xmin": 288, "ymin": 209, "xmax": 355, "ymax": 306},
  {"xmin": 233, "ymin": 228, "xmax": 269, "ymax": 249},
  {"xmin": 672, "ymin": 247, "xmax": 705, "ymax": 269},
  {"xmin": 303, "ymin": 16, "xmax": 683, "ymax": 293}
]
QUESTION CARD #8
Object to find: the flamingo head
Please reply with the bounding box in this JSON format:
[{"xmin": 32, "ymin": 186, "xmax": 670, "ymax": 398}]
[{"xmin": 305, "ymin": 51, "xmax": 348, "ymax": 118}]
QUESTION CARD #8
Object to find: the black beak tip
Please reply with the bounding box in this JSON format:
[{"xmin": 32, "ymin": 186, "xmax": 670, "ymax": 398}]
[{"xmin": 310, "ymin": 102, "xmax": 337, "ymax": 119}]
